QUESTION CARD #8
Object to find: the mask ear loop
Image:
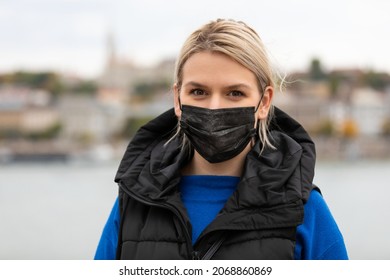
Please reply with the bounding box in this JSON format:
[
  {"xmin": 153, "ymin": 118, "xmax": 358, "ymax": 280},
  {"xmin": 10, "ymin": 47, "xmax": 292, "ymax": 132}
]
[
  {"xmin": 254, "ymin": 87, "xmax": 267, "ymax": 113},
  {"xmin": 178, "ymin": 93, "xmax": 183, "ymax": 111},
  {"xmin": 253, "ymin": 87, "xmax": 267, "ymax": 141}
]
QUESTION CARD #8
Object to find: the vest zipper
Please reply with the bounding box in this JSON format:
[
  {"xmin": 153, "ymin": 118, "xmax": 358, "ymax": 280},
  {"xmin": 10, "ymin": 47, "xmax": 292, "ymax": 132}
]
[
  {"xmin": 118, "ymin": 182, "xmax": 193, "ymax": 258},
  {"xmin": 192, "ymin": 251, "xmax": 200, "ymax": 260}
]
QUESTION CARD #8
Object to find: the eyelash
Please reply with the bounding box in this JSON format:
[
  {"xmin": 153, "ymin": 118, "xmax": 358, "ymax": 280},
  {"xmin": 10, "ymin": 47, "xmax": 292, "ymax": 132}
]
[
  {"xmin": 189, "ymin": 89, "xmax": 206, "ymax": 96},
  {"xmin": 228, "ymin": 90, "xmax": 245, "ymax": 97}
]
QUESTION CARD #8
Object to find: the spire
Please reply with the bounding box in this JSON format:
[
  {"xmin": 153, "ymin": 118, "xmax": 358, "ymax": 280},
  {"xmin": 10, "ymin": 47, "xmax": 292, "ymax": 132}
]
[{"xmin": 106, "ymin": 30, "xmax": 117, "ymax": 70}]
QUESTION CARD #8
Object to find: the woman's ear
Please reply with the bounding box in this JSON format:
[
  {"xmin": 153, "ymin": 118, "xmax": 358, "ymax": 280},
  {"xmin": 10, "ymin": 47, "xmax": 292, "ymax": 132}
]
[
  {"xmin": 173, "ymin": 83, "xmax": 182, "ymax": 118},
  {"xmin": 257, "ymin": 86, "xmax": 274, "ymax": 120}
]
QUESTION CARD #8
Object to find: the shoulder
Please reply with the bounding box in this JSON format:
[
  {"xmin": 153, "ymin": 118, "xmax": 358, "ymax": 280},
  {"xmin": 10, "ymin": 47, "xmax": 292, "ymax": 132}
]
[
  {"xmin": 305, "ymin": 189, "xmax": 327, "ymax": 213},
  {"xmin": 94, "ymin": 198, "xmax": 120, "ymax": 260},
  {"xmin": 295, "ymin": 189, "xmax": 349, "ymax": 260},
  {"xmin": 302, "ymin": 188, "xmax": 339, "ymax": 232},
  {"xmin": 304, "ymin": 189, "xmax": 339, "ymax": 226}
]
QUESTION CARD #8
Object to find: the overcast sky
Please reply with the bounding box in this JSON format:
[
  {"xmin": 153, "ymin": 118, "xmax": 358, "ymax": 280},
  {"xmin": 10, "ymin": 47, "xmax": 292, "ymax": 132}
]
[{"xmin": 1, "ymin": 0, "xmax": 389, "ymax": 78}]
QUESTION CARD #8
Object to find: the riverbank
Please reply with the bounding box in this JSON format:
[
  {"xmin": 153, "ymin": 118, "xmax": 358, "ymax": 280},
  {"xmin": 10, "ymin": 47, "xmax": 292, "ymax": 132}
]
[
  {"xmin": 313, "ymin": 136, "xmax": 390, "ymax": 161},
  {"xmin": 1, "ymin": 135, "xmax": 389, "ymax": 165}
]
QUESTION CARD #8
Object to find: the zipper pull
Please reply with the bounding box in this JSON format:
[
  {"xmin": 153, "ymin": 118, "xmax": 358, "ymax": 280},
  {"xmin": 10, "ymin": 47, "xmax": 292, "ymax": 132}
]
[{"xmin": 192, "ymin": 251, "xmax": 200, "ymax": 260}]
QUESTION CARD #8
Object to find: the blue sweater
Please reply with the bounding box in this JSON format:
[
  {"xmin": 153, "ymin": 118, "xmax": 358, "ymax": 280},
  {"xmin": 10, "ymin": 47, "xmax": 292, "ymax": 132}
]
[{"xmin": 95, "ymin": 175, "xmax": 348, "ymax": 260}]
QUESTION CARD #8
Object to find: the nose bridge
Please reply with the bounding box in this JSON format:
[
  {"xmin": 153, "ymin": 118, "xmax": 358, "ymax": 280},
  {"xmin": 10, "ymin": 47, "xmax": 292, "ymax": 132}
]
[{"xmin": 209, "ymin": 91, "xmax": 222, "ymax": 109}]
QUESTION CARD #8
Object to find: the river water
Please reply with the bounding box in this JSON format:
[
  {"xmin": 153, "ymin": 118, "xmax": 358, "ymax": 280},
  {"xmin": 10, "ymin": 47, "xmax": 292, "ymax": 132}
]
[{"xmin": 1, "ymin": 159, "xmax": 389, "ymax": 260}]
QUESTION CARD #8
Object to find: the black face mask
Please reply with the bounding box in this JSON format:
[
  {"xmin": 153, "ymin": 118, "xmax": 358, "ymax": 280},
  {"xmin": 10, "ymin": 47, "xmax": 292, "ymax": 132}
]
[{"xmin": 179, "ymin": 105, "xmax": 257, "ymax": 163}]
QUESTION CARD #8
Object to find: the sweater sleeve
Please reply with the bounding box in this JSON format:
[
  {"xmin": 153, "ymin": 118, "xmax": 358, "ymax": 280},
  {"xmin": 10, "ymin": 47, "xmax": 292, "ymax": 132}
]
[
  {"xmin": 294, "ymin": 190, "xmax": 349, "ymax": 260},
  {"xmin": 94, "ymin": 198, "xmax": 120, "ymax": 260}
]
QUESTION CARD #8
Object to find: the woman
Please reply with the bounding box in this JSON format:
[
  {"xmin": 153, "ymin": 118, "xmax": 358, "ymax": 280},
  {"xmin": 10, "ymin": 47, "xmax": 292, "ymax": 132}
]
[{"xmin": 95, "ymin": 19, "xmax": 348, "ymax": 260}]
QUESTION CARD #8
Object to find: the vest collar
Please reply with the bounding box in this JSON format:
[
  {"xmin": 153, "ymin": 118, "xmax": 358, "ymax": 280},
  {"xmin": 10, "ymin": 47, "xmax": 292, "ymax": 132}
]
[{"xmin": 115, "ymin": 107, "xmax": 316, "ymax": 233}]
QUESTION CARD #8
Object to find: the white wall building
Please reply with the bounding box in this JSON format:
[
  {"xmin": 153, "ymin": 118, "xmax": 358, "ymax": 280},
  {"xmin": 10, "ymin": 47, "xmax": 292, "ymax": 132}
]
[{"xmin": 350, "ymin": 88, "xmax": 388, "ymax": 135}]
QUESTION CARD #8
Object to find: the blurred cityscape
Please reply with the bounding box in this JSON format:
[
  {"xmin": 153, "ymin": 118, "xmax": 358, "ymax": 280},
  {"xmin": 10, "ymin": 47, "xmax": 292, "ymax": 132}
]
[{"xmin": 1, "ymin": 34, "xmax": 390, "ymax": 164}]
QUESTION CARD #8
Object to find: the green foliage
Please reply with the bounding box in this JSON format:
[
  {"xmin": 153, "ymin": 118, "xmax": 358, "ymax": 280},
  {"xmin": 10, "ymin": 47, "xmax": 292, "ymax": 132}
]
[
  {"xmin": 77, "ymin": 132, "xmax": 95, "ymax": 145},
  {"xmin": 314, "ymin": 119, "xmax": 335, "ymax": 136},
  {"xmin": 67, "ymin": 80, "xmax": 98, "ymax": 95},
  {"xmin": 382, "ymin": 118, "xmax": 390, "ymax": 137},
  {"xmin": 119, "ymin": 117, "xmax": 154, "ymax": 139},
  {"xmin": 328, "ymin": 73, "xmax": 341, "ymax": 97},
  {"xmin": 0, "ymin": 71, "xmax": 63, "ymax": 95},
  {"xmin": 0, "ymin": 71, "xmax": 98, "ymax": 96},
  {"xmin": 308, "ymin": 58, "xmax": 327, "ymax": 81},
  {"xmin": 133, "ymin": 79, "xmax": 171, "ymax": 99},
  {"xmin": 0, "ymin": 122, "xmax": 63, "ymax": 140},
  {"xmin": 363, "ymin": 71, "xmax": 390, "ymax": 91},
  {"xmin": 25, "ymin": 122, "xmax": 63, "ymax": 140}
]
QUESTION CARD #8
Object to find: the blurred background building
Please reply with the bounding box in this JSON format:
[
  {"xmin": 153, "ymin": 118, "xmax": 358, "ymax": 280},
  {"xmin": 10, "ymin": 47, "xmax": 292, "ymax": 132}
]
[{"xmin": 1, "ymin": 35, "xmax": 389, "ymax": 163}]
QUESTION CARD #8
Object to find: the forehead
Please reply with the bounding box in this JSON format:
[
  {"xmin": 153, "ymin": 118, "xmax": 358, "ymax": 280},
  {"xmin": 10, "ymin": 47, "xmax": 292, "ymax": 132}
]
[{"xmin": 181, "ymin": 51, "xmax": 258, "ymax": 87}]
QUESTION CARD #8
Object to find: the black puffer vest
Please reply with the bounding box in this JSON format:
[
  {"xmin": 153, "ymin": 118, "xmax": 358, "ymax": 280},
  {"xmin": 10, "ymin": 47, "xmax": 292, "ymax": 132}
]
[{"xmin": 114, "ymin": 107, "xmax": 316, "ymax": 259}]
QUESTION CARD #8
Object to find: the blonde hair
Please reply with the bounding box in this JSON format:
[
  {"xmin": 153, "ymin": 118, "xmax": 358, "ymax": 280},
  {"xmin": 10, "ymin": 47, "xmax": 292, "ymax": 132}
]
[{"xmin": 171, "ymin": 19, "xmax": 275, "ymax": 153}]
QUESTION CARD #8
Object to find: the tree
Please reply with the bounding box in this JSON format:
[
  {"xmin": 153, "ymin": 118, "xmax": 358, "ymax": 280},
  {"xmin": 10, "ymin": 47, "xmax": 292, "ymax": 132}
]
[
  {"xmin": 382, "ymin": 118, "xmax": 390, "ymax": 137},
  {"xmin": 119, "ymin": 117, "xmax": 153, "ymax": 139},
  {"xmin": 341, "ymin": 119, "xmax": 359, "ymax": 139},
  {"xmin": 133, "ymin": 79, "xmax": 171, "ymax": 101},
  {"xmin": 315, "ymin": 119, "xmax": 335, "ymax": 136},
  {"xmin": 308, "ymin": 58, "xmax": 327, "ymax": 81},
  {"xmin": 25, "ymin": 122, "xmax": 63, "ymax": 140},
  {"xmin": 328, "ymin": 73, "xmax": 341, "ymax": 98},
  {"xmin": 363, "ymin": 71, "xmax": 390, "ymax": 91},
  {"xmin": 0, "ymin": 71, "xmax": 63, "ymax": 96}
]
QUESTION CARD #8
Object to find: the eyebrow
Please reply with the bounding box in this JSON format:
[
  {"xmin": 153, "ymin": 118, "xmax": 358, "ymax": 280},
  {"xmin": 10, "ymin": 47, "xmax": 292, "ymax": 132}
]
[
  {"xmin": 183, "ymin": 81, "xmax": 209, "ymax": 89},
  {"xmin": 183, "ymin": 81, "xmax": 253, "ymax": 90}
]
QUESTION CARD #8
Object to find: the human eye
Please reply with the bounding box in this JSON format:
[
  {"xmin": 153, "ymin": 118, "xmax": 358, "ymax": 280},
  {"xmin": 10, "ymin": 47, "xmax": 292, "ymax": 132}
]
[
  {"xmin": 189, "ymin": 88, "xmax": 207, "ymax": 96},
  {"xmin": 227, "ymin": 90, "xmax": 245, "ymax": 99}
]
